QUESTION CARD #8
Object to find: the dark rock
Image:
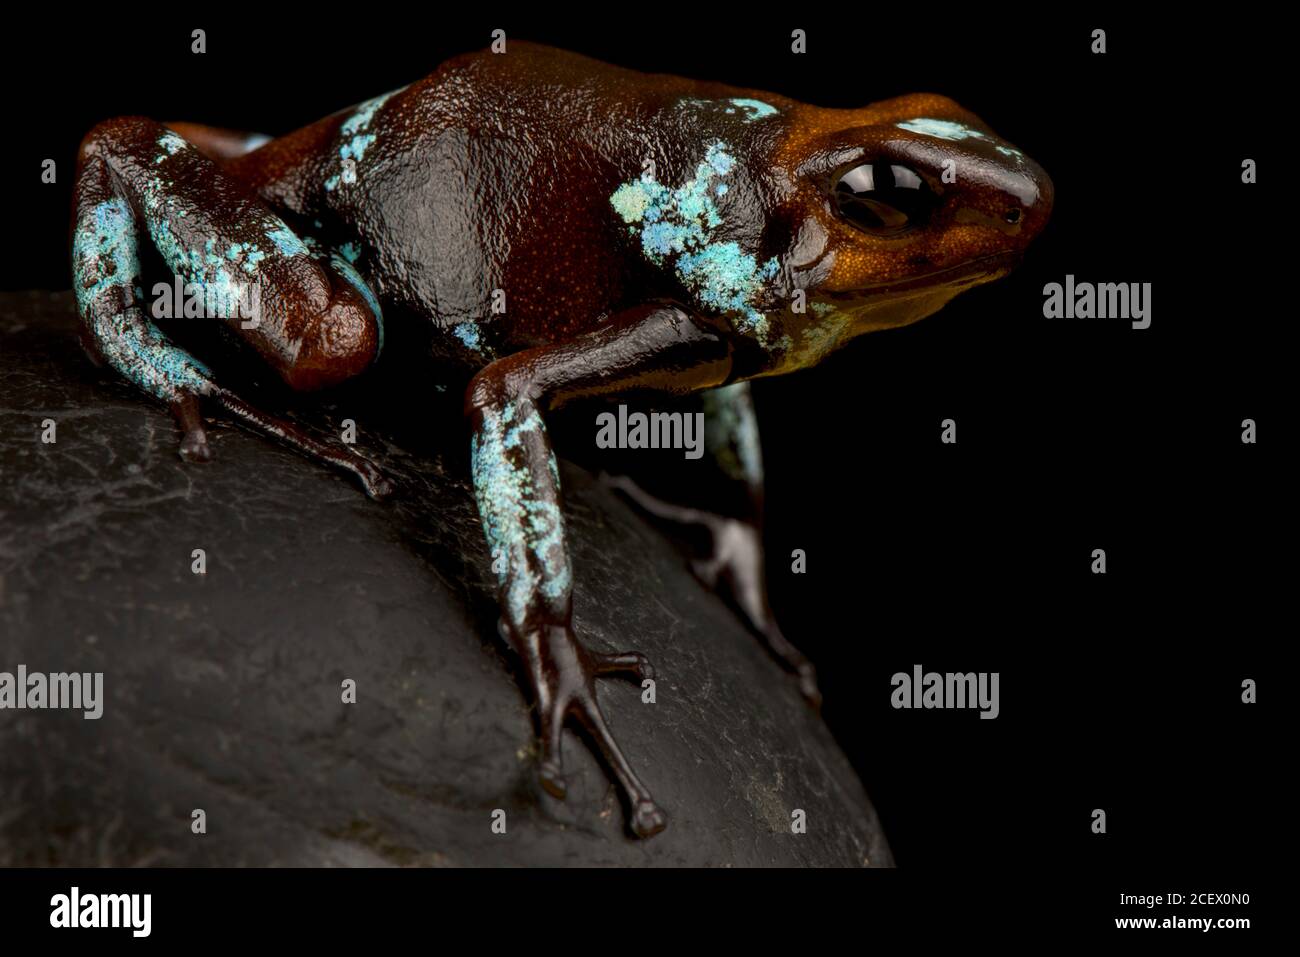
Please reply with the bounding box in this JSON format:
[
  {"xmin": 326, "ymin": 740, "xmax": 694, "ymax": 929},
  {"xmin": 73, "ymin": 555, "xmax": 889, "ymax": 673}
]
[{"xmin": 0, "ymin": 291, "xmax": 892, "ymax": 867}]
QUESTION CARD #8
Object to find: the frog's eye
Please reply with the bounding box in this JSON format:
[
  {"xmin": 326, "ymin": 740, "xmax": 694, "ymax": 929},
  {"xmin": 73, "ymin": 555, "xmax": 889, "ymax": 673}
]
[{"xmin": 832, "ymin": 162, "xmax": 933, "ymax": 235}]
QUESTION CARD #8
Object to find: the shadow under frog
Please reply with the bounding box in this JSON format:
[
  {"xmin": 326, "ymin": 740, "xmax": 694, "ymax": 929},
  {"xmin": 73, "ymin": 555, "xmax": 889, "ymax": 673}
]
[{"xmin": 69, "ymin": 41, "xmax": 1052, "ymax": 838}]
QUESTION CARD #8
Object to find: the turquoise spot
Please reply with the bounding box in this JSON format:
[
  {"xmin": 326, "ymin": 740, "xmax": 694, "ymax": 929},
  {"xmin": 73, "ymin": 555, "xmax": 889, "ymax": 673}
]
[
  {"xmin": 677, "ymin": 244, "xmax": 778, "ymax": 315},
  {"xmin": 342, "ymin": 133, "xmax": 376, "ymax": 163},
  {"xmin": 703, "ymin": 383, "xmax": 764, "ymax": 486},
  {"xmin": 897, "ymin": 117, "xmax": 1026, "ymax": 160},
  {"xmin": 728, "ymin": 98, "xmax": 777, "ymax": 120},
  {"xmin": 610, "ymin": 180, "xmax": 666, "ymax": 224},
  {"xmin": 266, "ymin": 225, "xmax": 308, "ymax": 258},
  {"xmin": 72, "ymin": 199, "xmax": 139, "ymax": 314},
  {"xmin": 705, "ymin": 142, "xmax": 734, "ymax": 176},
  {"xmin": 897, "ymin": 118, "xmax": 981, "ymax": 140},
  {"xmin": 470, "ymin": 401, "xmax": 571, "ymax": 624},
  {"xmin": 130, "ymin": 178, "xmax": 260, "ymax": 321},
  {"xmin": 453, "ymin": 322, "xmax": 482, "ymax": 352},
  {"xmin": 682, "ymin": 97, "xmax": 779, "ymax": 123},
  {"xmin": 325, "ymin": 88, "xmax": 401, "ymax": 192},
  {"xmin": 329, "ymin": 251, "xmax": 384, "ymax": 358},
  {"xmin": 608, "ymin": 140, "xmax": 779, "ymax": 346},
  {"xmin": 72, "ymin": 199, "xmax": 213, "ymax": 400},
  {"xmin": 341, "ymin": 93, "xmax": 392, "ymax": 137},
  {"xmin": 224, "ymin": 241, "xmax": 266, "ymax": 275},
  {"xmin": 88, "ymin": 310, "xmax": 212, "ymax": 400},
  {"xmin": 154, "ymin": 132, "xmax": 187, "ymax": 163}
]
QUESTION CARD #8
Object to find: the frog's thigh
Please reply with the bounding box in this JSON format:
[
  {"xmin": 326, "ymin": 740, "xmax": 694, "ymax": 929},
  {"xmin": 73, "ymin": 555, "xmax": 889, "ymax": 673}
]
[
  {"xmin": 73, "ymin": 116, "xmax": 379, "ymax": 396},
  {"xmin": 464, "ymin": 303, "xmax": 732, "ymax": 630}
]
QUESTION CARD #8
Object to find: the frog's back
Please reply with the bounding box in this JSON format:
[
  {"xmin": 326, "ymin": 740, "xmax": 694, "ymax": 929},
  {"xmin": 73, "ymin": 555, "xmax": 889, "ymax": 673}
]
[{"xmin": 242, "ymin": 43, "xmax": 749, "ymax": 366}]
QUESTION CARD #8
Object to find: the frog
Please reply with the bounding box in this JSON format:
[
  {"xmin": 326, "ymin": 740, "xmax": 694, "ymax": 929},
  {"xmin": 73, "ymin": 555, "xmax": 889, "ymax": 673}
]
[{"xmin": 69, "ymin": 41, "xmax": 1052, "ymax": 839}]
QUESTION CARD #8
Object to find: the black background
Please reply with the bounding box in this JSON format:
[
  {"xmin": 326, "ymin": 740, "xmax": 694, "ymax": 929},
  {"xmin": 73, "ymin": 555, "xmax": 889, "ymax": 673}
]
[{"xmin": 1, "ymin": 9, "xmax": 1282, "ymax": 897}]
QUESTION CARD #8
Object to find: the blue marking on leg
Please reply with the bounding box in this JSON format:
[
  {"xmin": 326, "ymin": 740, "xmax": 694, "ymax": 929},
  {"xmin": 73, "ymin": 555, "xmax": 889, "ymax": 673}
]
[
  {"xmin": 73, "ymin": 198, "xmax": 213, "ymax": 401},
  {"xmin": 89, "ymin": 311, "xmax": 213, "ymax": 401},
  {"xmin": 470, "ymin": 401, "xmax": 572, "ymax": 625},
  {"xmin": 329, "ymin": 250, "xmax": 384, "ymax": 358},
  {"xmin": 266, "ymin": 225, "xmax": 309, "ymax": 258},
  {"xmin": 72, "ymin": 199, "xmax": 140, "ymax": 314}
]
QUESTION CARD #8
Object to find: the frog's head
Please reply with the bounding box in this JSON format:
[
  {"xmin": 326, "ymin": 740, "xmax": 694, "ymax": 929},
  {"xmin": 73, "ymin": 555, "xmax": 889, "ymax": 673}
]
[
  {"xmin": 766, "ymin": 93, "xmax": 1053, "ymax": 362},
  {"xmin": 608, "ymin": 90, "xmax": 1051, "ymax": 368}
]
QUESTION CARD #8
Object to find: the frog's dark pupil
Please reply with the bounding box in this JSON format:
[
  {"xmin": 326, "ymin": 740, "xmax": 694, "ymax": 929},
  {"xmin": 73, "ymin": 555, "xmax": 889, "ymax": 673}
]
[{"xmin": 833, "ymin": 162, "xmax": 932, "ymax": 235}]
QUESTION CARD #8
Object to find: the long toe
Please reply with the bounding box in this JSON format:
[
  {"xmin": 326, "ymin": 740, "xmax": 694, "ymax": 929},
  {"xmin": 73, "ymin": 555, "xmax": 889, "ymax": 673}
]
[
  {"xmin": 631, "ymin": 800, "xmax": 667, "ymax": 838},
  {"xmin": 538, "ymin": 758, "xmax": 567, "ymax": 799},
  {"xmin": 354, "ymin": 460, "xmax": 393, "ymax": 499},
  {"xmin": 178, "ymin": 429, "xmax": 211, "ymax": 463},
  {"xmin": 593, "ymin": 650, "xmax": 655, "ymax": 681},
  {"xmin": 798, "ymin": 664, "xmax": 823, "ymax": 710}
]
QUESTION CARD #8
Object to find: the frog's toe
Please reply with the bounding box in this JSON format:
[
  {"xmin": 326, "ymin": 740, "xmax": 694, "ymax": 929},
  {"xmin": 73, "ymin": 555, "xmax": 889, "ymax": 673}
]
[
  {"xmin": 755, "ymin": 620, "xmax": 823, "ymax": 709},
  {"xmin": 178, "ymin": 427, "xmax": 211, "ymax": 463},
  {"xmin": 514, "ymin": 625, "xmax": 665, "ymax": 837},
  {"xmin": 538, "ymin": 757, "xmax": 567, "ymax": 800},
  {"xmin": 535, "ymin": 688, "xmax": 569, "ymax": 800},
  {"xmin": 689, "ymin": 556, "xmax": 723, "ymax": 589},
  {"xmin": 631, "ymin": 799, "xmax": 668, "ymax": 839},
  {"xmin": 352, "ymin": 460, "xmax": 393, "ymax": 500},
  {"xmin": 592, "ymin": 650, "xmax": 655, "ymax": 682},
  {"xmin": 797, "ymin": 662, "xmax": 823, "ymax": 711},
  {"xmin": 570, "ymin": 684, "xmax": 666, "ymax": 839},
  {"xmin": 210, "ymin": 388, "xmax": 391, "ymax": 500}
]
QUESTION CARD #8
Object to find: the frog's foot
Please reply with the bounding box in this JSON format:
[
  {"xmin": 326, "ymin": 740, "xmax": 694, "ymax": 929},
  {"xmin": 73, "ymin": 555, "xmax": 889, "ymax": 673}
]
[
  {"xmin": 164, "ymin": 385, "xmax": 390, "ymax": 499},
  {"xmin": 691, "ymin": 519, "xmax": 821, "ymax": 709},
  {"xmin": 604, "ymin": 472, "xmax": 822, "ymax": 709},
  {"xmin": 211, "ymin": 388, "xmax": 392, "ymax": 500},
  {"xmin": 515, "ymin": 623, "xmax": 666, "ymax": 838}
]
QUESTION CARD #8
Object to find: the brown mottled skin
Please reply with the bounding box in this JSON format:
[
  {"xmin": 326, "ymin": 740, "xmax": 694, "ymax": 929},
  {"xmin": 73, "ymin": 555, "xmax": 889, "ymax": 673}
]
[{"xmin": 70, "ymin": 42, "xmax": 1052, "ymax": 838}]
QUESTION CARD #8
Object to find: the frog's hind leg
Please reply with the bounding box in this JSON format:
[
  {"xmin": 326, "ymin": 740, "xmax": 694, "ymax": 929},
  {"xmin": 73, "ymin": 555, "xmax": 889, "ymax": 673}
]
[{"xmin": 71, "ymin": 116, "xmax": 389, "ymax": 498}]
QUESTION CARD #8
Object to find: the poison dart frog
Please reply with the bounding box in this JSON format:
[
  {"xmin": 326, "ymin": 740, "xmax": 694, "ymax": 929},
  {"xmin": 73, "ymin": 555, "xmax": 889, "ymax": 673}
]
[{"xmin": 70, "ymin": 41, "xmax": 1052, "ymax": 839}]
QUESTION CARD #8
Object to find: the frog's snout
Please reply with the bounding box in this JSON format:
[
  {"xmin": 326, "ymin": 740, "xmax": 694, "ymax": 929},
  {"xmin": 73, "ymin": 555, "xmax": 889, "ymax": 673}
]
[
  {"xmin": 882, "ymin": 116, "xmax": 1054, "ymax": 246},
  {"xmin": 931, "ymin": 143, "xmax": 1054, "ymax": 245},
  {"xmin": 991, "ymin": 152, "xmax": 1053, "ymax": 243}
]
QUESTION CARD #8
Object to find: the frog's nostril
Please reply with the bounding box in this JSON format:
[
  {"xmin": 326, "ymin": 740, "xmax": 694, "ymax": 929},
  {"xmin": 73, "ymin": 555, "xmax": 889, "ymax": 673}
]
[{"xmin": 1003, "ymin": 207, "xmax": 1022, "ymax": 225}]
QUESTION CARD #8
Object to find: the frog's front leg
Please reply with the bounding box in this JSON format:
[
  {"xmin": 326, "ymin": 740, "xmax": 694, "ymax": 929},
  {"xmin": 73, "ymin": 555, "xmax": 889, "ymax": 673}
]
[
  {"xmin": 605, "ymin": 383, "xmax": 821, "ymax": 707},
  {"xmin": 465, "ymin": 303, "xmax": 731, "ymax": 838}
]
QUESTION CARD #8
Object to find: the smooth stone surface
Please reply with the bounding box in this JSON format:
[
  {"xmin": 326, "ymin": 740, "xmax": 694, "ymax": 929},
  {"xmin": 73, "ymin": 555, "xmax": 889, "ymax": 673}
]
[{"xmin": 0, "ymin": 291, "xmax": 892, "ymax": 867}]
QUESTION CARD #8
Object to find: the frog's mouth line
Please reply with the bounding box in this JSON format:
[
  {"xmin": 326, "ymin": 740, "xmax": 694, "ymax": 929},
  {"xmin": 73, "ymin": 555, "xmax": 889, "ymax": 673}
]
[{"xmin": 827, "ymin": 251, "xmax": 1024, "ymax": 302}]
